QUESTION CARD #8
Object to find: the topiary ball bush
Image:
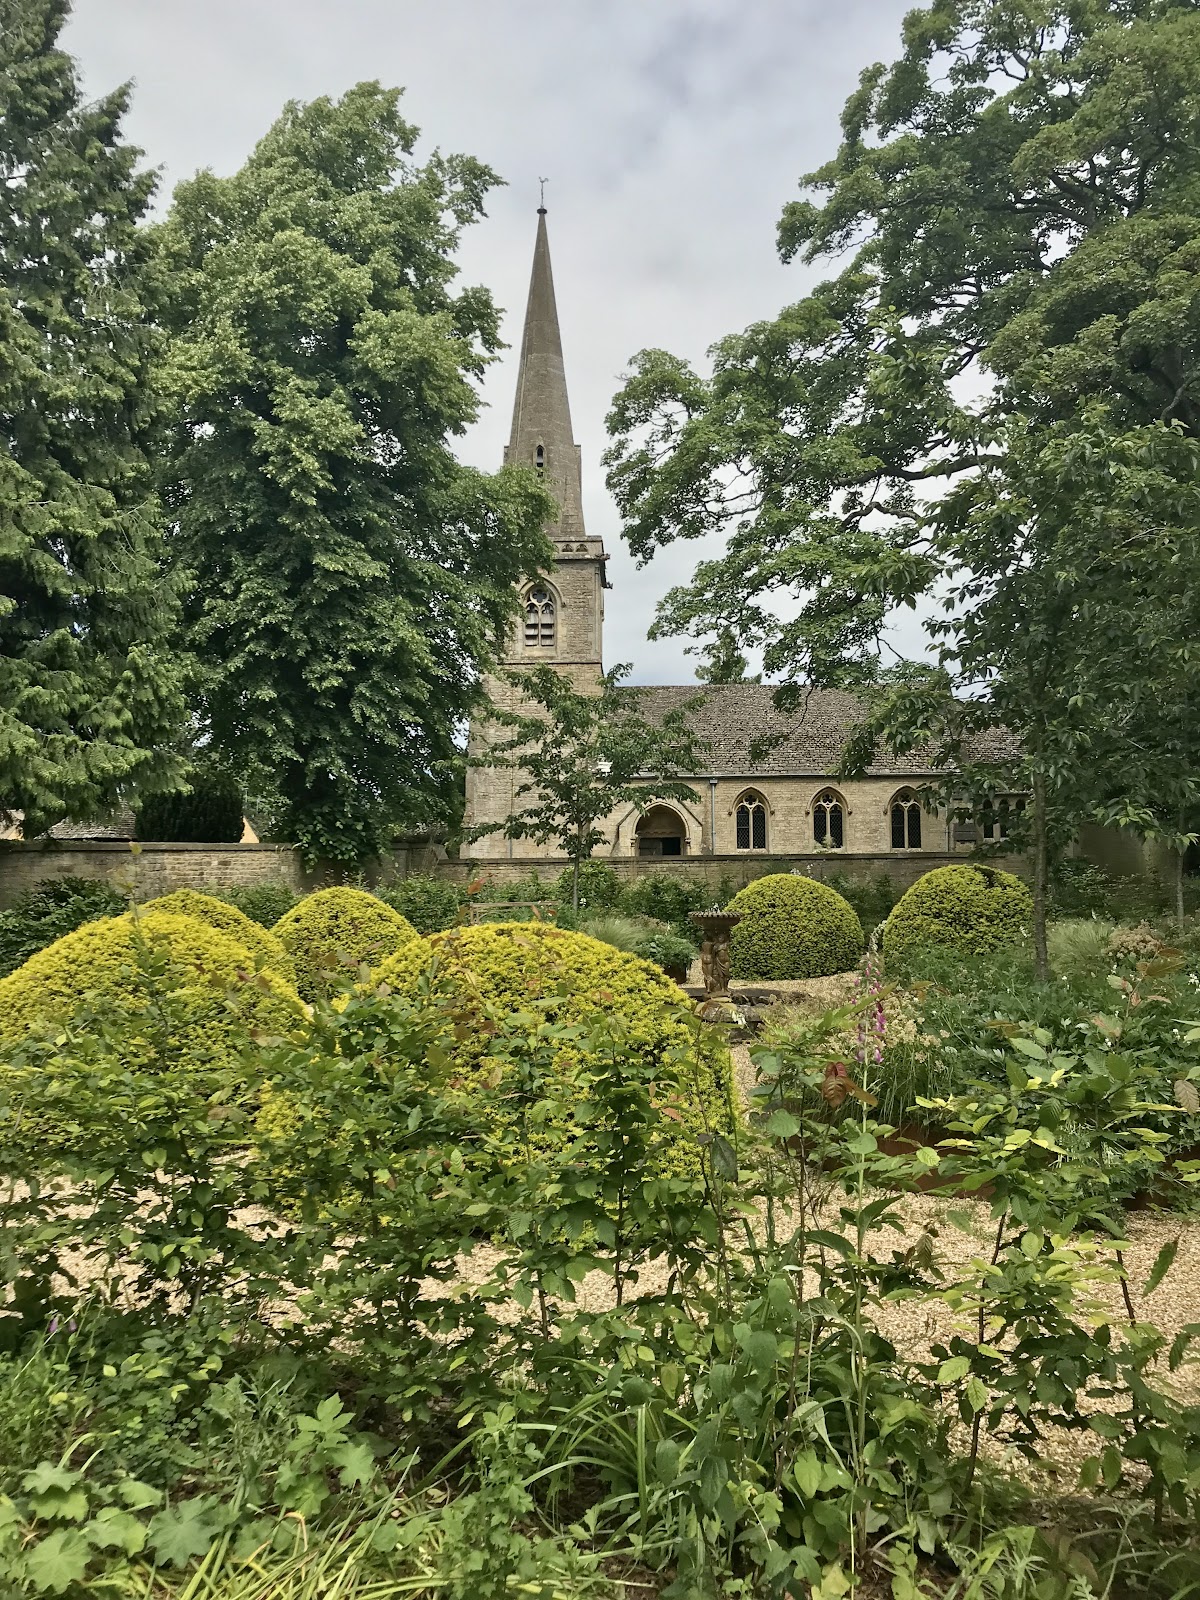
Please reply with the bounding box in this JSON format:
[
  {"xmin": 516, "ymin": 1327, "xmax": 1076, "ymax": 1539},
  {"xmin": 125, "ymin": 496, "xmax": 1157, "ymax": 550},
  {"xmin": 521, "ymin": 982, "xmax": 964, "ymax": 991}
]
[
  {"xmin": 274, "ymin": 887, "xmax": 419, "ymax": 1001},
  {"xmin": 142, "ymin": 889, "xmax": 296, "ymax": 985},
  {"xmin": 726, "ymin": 874, "xmax": 864, "ymax": 981},
  {"xmin": 371, "ymin": 921, "xmax": 737, "ymax": 1168},
  {"xmin": 0, "ymin": 910, "xmax": 305, "ymax": 1064},
  {"xmin": 882, "ymin": 864, "xmax": 1032, "ymax": 962}
]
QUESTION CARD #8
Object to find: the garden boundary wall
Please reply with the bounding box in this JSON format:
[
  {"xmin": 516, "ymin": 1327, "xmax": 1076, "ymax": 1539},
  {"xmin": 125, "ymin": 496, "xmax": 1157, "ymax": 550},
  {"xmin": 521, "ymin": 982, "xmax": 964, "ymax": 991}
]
[
  {"xmin": 443, "ymin": 851, "xmax": 1031, "ymax": 894},
  {"xmin": 0, "ymin": 833, "xmax": 451, "ymax": 909}
]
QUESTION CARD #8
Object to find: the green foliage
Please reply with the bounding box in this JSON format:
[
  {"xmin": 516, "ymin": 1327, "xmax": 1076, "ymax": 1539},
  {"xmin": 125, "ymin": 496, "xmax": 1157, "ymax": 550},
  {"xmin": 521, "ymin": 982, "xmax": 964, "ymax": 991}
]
[
  {"xmin": 883, "ymin": 864, "xmax": 1032, "ymax": 961},
  {"xmin": 161, "ymin": 82, "xmax": 553, "ymax": 866},
  {"xmin": 618, "ymin": 870, "xmax": 711, "ymax": 938},
  {"xmin": 726, "ymin": 872, "xmax": 864, "ymax": 980},
  {"xmin": 0, "ymin": 910, "xmax": 304, "ymax": 1071},
  {"xmin": 578, "ymin": 913, "xmax": 697, "ymax": 977},
  {"xmin": 1047, "ymin": 918, "xmax": 1118, "ymax": 983},
  {"xmin": 0, "ymin": 876, "xmax": 127, "ymax": 978},
  {"xmin": 135, "ymin": 769, "xmax": 244, "ymax": 843},
  {"xmin": 371, "ymin": 921, "xmax": 735, "ymax": 1169},
  {"xmin": 469, "ymin": 665, "xmax": 703, "ymax": 911},
  {"xmin": 554, "ymin": 859, "xmax": 622, "ymax": 914},
  {"xmin": 142, "ymin": 889, "xmax": 296, "ymax": 985},
  {"xmin": 0, "ymin": 0, "xmax": 184, "ymax": 834},
  {"xmin": 375, "ymin": 874, "xmax": 464, "ymax": 935},
  {"xmin": 219, "ymin": 879, "xmax": 300, "ymax": 929},
  {"xmin": 824, "ymin": 870, "xmax": 900, "ymax": 939},
  {"xmin": 273, "ymin": 886, "xmax": 418, "ymax": 1001}
]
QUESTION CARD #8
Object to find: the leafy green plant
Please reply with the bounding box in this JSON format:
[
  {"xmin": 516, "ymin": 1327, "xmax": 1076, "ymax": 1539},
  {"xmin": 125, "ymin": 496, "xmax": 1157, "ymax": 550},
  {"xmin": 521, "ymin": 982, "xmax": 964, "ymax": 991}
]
[
  {"xmin": 883, "ymin": 865, "xmax": 1032, "ymax": 962},
  {"xmin": 272, "ymin": 886, "xmax": 419, "ymax": 1001},
  {"xmin": 0, "ymin": 877, "xmax": 127, "ymax": 978},
  {"xmin": 727, "ymin": 872, "xmax": 864, "ymax": 980},
  {"xmin": 220, "ymin": 880, "xmax": 300, "ymax": 929},
  {"xmin": 375, "ymin": 874, "xmax": 464, "ymax": 934},
  {"xmin": 1047, "ymin": 917, "xmax": 1118, "ymax": 982},
  {"xmin": 142, "ymin": 888, "xmax": 296, "ymax": 983},
  {"xmin": 618, "ymin": 871, "xmax": 711, "ymax": 938}
]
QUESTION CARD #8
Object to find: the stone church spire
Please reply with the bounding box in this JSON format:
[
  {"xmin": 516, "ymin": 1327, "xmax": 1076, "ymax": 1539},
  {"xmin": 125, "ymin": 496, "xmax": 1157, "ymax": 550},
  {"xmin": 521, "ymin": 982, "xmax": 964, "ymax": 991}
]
[{"xmin": 504, "ymin": 206, "xmax": 586, "ymax": 543}]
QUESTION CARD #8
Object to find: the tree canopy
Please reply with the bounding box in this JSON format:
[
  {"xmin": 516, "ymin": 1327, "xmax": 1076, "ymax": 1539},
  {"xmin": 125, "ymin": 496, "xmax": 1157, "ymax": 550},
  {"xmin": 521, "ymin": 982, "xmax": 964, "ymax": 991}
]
[
  {"xmin": 0, "ymin": 0, "xmax": 184, "ymax": 836},
  {"xmin": 160, "ymin": 83, "xmax": 554, "ymax": 866},
  {"xmin": 605, "ymin": 0, "xmax": 1200, "ymax": 962}
]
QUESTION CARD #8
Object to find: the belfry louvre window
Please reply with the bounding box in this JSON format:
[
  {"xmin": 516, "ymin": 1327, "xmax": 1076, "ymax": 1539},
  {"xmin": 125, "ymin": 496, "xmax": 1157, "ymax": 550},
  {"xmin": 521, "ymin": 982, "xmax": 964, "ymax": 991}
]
[
  {"xmin": 890, "ymin": 789, "xmax": 922, "ymax": 849},
  {"xmin": 523, "ymin": 586, "xmax": 555, "ymax": 648},
  {"xmin": 812, "ymin": 789, "xmax": 845, "ymax": 848},
  {"xmin": 535, "ymin": 444, "xmax": 546, "ymax": 479},
  {"xmin": 735, "ymin": 793, "xmax": 767, "ymax": 851}
]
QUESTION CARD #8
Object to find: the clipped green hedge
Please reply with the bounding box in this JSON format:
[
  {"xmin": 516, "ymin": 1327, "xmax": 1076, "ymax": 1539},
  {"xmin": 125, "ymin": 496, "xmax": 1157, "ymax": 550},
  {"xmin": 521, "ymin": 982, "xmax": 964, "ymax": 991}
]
[
  {"xmin": 274, "ymin": 887, "xmax": 419, "ymax": 1001},
  {"xmin": 727, "ymin": 874, "xmax": 864, "ymax": 980},
  {"xmin": 0, "ymin": 876, "xmax": 128, "ymax": 977},
  {"xmin": 142, "ymin": 889, "xmax": 296, "ymax": 985},
  {"xmin": 0, "ymin": 910, "xmax": 304, "ymax": 1064},
  {"xmin": 371, "ymin": 921, "xmax": 736, "ymax": 1169},
  {"xmin": 882, "ymin": 864, "xmax": 1032, "ymax": 961}
]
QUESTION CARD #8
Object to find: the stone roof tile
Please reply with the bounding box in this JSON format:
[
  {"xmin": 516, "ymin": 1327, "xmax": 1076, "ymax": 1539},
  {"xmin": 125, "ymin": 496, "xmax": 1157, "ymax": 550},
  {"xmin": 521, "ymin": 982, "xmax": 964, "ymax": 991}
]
[{"xmin": 634, "ymin": 683, "xmax": 1020, "ymax": 777}]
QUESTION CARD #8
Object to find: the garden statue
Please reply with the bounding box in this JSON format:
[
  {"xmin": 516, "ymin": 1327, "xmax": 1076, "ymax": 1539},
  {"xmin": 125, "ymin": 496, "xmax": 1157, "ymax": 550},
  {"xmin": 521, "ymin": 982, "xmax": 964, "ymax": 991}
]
[{"xmin": 690, "ymin": 907, "xmax": 741, "ymax": 1006}]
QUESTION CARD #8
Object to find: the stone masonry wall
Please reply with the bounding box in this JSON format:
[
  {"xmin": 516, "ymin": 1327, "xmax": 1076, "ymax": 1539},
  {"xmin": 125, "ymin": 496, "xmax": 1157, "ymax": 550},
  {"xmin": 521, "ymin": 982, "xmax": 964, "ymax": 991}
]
[{"xmin": 0, "ymin": 841, "xmax": 304, "ymax": 909}]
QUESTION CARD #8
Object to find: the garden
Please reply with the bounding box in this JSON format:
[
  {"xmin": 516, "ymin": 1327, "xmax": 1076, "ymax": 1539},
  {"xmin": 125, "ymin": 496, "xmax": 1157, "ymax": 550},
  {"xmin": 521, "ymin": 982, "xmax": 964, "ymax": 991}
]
[{"xmin": 0, "ymin": 862, "xmax": 1198, "ymax": 1599}]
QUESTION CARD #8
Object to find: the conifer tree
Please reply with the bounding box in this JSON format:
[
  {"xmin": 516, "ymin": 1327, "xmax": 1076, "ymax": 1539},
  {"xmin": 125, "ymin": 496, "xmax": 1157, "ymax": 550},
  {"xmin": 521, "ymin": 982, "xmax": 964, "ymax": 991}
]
[
  {"xmin": 0, "ymin": 0, "xmax": 184, "ymax": 835},
  {"xmin": 161, "ymin": 84, "xmax": 553, "ymax": 867}
]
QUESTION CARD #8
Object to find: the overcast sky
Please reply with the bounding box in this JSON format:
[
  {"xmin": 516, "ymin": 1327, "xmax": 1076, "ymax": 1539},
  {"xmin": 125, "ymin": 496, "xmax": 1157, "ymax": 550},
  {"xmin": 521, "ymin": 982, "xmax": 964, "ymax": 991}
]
[{"xmin": 64, "ymin": 0, "xmax": 921, "ymax": 684}]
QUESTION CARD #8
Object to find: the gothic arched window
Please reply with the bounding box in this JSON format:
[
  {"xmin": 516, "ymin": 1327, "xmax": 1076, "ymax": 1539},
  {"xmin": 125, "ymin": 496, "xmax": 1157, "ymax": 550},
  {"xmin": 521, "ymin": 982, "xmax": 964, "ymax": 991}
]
[
  {"xmin": 890, "ymin": 788, "xmax": 923, "ymax": 849},
  {"xmin": 982, "ymin": 793, "xmax": 1027, "ymax": 842},
  {"xmin": 812, "ymin": 788, "xmax": 845, "ymax": 848},
  {"xmin": 735, "ymin": 791, "xmax": 768, "ymax": 851},
  {"xmin": 534, "ymin": 443, "xmax": 546, "ymax": 479},
  {"xmin": 523, "ymin": 585, "xmax": 556, "ymax": 648}
]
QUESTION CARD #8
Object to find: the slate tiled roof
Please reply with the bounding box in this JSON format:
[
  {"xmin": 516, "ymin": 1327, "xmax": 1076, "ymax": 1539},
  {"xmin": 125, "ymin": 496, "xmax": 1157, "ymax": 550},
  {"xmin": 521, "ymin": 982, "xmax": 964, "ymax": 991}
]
[{"xmin": 634, "ymin": 684, "xmax": 1021, "ymax": 777}]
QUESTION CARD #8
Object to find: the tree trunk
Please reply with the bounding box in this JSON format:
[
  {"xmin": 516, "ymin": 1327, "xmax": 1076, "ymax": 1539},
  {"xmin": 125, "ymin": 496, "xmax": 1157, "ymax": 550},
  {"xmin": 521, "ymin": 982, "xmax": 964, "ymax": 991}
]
[
  {"xmin": 572, "ymin": 850, "xmax": 581, "ymax": 915},
  {"xmin": 1032, "ymin": 771, "xmax": 1049, "ymax": 982},
  {"xmin": 1176, "ymin": 812, "xmax": 1186, "ymax": 934}
]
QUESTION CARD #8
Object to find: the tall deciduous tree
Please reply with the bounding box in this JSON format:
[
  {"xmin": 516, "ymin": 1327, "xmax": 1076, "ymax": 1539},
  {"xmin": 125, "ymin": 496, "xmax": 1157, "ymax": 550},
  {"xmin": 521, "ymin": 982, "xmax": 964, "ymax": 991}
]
[
  {"xmin": 470, "ymin": 666, "xmax": 703, "ymax": 913},
  {"xmin": 161, "ymin": 84, "xmax": 553, "ymax": 867},
  {"xmin": 605, "ymin": 0, "xmax": 1200, "ymax": 959},
  {"xmin": 0, "ymin": 0, "xmax": 184, "ymax": 835}
]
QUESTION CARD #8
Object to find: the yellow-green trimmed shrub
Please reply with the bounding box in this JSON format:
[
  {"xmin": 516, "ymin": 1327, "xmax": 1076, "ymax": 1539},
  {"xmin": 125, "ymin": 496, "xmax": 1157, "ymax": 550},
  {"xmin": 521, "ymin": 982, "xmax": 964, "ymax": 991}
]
[
  {"xmin": 273, "ymin": 887, "xmax": 419, "ymax": 1001},
  {"xmin": 0, "ymin": 910, "xmax": 305, "ymax": 1063},
  {"xmin": 371, "ymin": 921, "xmax": 737, "ymax": 1166},
  {"xmin": 142, "ymin": 889, "xmax": 296, "ymax": 984},
  {"xmin": 882, "ymin": 864, "xmax": 1032, "ymax": 960},
  {"xmin": 727, "ymin": 875, "xmax": 864, "ymax": 980}
]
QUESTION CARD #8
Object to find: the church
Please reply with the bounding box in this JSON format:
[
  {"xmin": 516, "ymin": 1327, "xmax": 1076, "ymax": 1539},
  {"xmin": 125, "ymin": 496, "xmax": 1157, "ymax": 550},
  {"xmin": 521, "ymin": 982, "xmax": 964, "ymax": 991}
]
[{"xmin": 462, "ymin": 209, "xmax": 1024, "ymax": 889}]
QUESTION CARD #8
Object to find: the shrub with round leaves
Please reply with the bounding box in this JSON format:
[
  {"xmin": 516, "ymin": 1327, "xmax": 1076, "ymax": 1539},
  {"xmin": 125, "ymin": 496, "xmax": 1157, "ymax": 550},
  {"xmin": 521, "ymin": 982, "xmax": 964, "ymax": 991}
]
[
  {"xmin": 142, "ymin": 889, "xmax": 296, "ymax": 984},
  {"xmin": 0, "ymin": 910, "xmax": 305, "ymax": 1064},
  {"xmin": 726, "ymin": 874, "xmax": 864, "ymax": 981},
  {"xmin": 371, "ymin": 921, "xmax": 737, "ymax": 1167},
  {"xmin": 882, "ymin": 864, "xmax": 1032, "ymax": 961},
  {"xmin": 274, "ymin": 887, "xmax": 419, "ymax": 1001}
]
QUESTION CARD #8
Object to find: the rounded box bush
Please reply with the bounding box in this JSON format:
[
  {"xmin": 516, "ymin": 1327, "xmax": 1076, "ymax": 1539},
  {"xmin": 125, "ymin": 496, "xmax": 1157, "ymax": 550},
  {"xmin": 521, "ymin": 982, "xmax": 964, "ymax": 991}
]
[
  {"xmin": 726, "ymin": 874, "xmax": 864, "ymax": 981},
  {"xmin": 0, "ymin": 910, "xmax": 305, "ymax": 1062},
  {"xmin": 371, "ymin": 921, "xmax": 737, "ymax": 1165},
  {"xmin": 143, "ymin": 889, "xmax": 296, "ymax": 984},
  {"xmin": 882, "ymin": 864, "xmax": 1032, "ymax": 961},
  {"xmin": 274, "ymin": 887, "xmax": 419, "ymax": 1001}
]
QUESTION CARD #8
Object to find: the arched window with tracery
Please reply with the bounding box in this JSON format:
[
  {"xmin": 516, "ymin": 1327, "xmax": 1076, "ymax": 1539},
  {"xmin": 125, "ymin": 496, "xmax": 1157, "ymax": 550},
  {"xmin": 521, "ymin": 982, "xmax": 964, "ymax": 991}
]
[
  {"xmin": 812, "ymin": 788, "xmax": 845, "ymax": 848},
  {"xmin": 890, "ymin": 788, "xmax": 923, "ymax": 849},
  {"xmin": 523, "ymin": 585, "xmax": 555, "ymax": 648},
  {"xmin": 735, "ymin": 791, "xmax": 768, "ymax": 851}
]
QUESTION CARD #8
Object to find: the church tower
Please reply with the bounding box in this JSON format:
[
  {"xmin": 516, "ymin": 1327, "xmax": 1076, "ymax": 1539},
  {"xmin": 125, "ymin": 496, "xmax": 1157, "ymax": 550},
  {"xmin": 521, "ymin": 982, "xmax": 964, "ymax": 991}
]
[
  {"xmin": 463, "ymin": 206, "xmax": 608, "ymax": 861},
  {"xmin": 501, "ymin": 204, "xmax": 608, "ymax": 683}
]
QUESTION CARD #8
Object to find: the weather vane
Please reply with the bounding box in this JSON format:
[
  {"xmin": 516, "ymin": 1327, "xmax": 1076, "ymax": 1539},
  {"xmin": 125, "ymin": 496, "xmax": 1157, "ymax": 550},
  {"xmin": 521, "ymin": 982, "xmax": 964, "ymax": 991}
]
[{"xmin": 538, "ymin": 176, "xmax": 549, "ymax": 210}]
